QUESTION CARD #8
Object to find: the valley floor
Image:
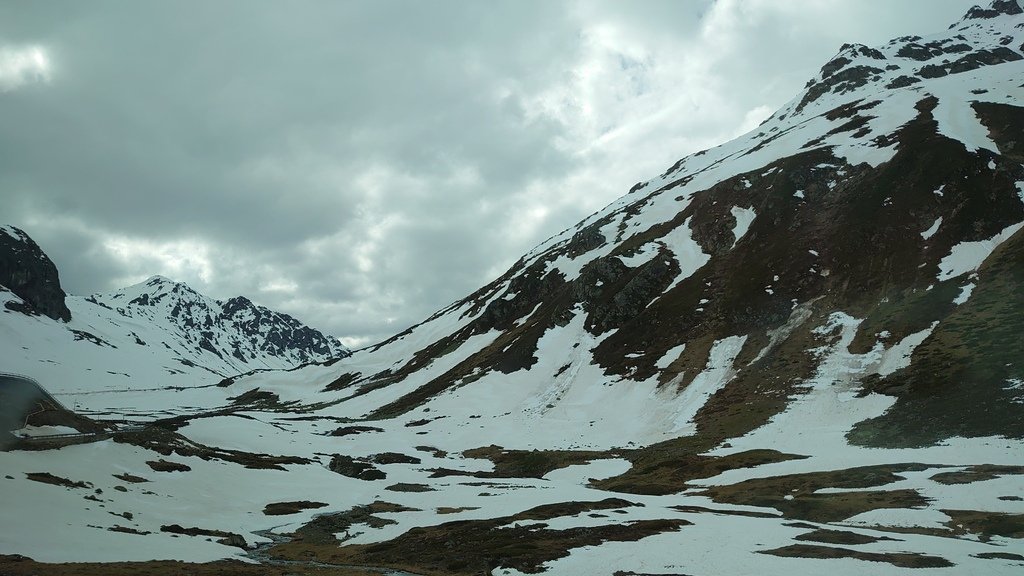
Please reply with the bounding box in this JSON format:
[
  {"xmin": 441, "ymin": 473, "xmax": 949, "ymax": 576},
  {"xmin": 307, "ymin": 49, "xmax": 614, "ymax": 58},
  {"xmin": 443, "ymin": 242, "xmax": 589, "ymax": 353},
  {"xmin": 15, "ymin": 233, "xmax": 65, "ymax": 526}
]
[{"xmin": 1, "ymin": 374, "xmax": 1022, "ymax": 576}]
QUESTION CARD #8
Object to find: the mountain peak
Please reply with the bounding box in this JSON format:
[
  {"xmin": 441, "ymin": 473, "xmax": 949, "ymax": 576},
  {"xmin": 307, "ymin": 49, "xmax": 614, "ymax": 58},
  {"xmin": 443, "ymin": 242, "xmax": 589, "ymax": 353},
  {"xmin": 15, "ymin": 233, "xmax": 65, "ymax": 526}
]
[
  {"xmin": 791, "ymin": 5, "xmax": 1022, "ymax": 116},
  {"xmin": 144, "ymin": 274, "xmax": 177, "ymax": 286},
  {"xmin": 963, "ymin": 0, "xmax": 1023, "ymax": 20}
]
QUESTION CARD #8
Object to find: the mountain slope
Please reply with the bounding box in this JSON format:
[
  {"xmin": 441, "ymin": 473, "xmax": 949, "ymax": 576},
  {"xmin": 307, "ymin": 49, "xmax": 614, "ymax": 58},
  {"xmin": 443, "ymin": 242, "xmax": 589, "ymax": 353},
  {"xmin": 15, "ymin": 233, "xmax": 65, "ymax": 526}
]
[
  {"xmin": 2, "ymin": 4, "xmax": 1023, "ymax": 576},
  {"xmin": 295, "ymin": 0, "xmax": 1024, "ymax": 450}
]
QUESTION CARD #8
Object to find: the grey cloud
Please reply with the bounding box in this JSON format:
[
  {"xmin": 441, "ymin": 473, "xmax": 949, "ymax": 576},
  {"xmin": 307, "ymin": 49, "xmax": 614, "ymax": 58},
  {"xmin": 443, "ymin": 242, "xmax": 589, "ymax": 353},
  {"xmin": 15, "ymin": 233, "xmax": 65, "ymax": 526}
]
[{"xmin": 0, "ymin": 0, "xmax": 980, "ymax": 344}]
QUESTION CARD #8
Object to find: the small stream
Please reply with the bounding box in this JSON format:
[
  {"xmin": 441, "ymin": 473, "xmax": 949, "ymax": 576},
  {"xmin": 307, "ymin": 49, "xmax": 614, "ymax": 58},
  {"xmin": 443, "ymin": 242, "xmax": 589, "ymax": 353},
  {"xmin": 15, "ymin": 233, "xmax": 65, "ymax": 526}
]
[{"xmin": 246, "ymin": 528, "xmax": 425, "ymax": 576}]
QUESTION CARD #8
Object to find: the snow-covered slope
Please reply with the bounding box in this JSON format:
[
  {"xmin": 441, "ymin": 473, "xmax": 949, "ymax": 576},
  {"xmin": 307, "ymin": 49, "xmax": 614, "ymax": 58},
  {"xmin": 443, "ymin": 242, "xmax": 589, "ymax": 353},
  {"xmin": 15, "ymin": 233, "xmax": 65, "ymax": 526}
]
[
  {"xmin": 279, "ymin": 0, "xmax": 1024, "ymax": 451},
  {"xmin": 2, "ymin": 4, "xmax": 1023, "ymax": 575}
]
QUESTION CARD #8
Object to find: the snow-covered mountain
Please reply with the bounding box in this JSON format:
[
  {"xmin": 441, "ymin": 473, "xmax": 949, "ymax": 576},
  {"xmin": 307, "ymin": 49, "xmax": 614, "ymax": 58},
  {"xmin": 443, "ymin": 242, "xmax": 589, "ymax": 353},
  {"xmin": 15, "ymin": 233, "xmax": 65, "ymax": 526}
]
[
  {"xmin": 300, "ymin": 0, "xmax": 1024, "ymax": 450},
  {"xmin": 0, "ymin": 226, "xmax": 348, "ymax": 418},
  {"xmin": 85, "ymin": 274, "xmax": 348, "ymax": 373},
  {"xmin": 2, "ymin": 4, "xmax": 1023, "ymax": 575}
]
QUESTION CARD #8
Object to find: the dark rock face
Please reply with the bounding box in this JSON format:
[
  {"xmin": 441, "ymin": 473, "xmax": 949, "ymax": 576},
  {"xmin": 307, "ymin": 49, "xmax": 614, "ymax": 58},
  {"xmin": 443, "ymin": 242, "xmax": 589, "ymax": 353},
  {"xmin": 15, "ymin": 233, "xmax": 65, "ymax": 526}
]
[
  {"xmin": 798, "ymin": 66, "xmax": 885, "ymax": 113},
  {"xmin": 886, "ymin": 75, "xmax": 921, "ymax": 89},
  {"xmin": 918, "ymin": 47, "xmax": 1023, "ymax": 79},
  {"xmin": 0, "ymin": 226, "xmax": 71, "ymax": 322},
  {"xmin": 964, "ymin": 0, "xmax": 1023, "ymax": 20},
  {"xmin": 328, "ymin": 454, "xmax": 387, "ymax": 480}
]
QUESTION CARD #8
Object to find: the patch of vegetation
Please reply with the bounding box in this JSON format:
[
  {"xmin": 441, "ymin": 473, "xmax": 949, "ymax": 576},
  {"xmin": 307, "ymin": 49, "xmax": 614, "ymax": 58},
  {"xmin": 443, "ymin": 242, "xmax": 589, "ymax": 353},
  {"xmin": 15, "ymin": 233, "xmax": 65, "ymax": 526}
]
[
  {"xmin": 263, "ymin": 501, "xmax": 329, "ymax": 516},
  {"xmin": 228, "ymin": 388, "xmax": 295, "ymax": 410},
  {"xmin": 941, "ymin": 509, "xmax": 1024, "ymax": 542},
  {"xmin": 847, "ymin": 280, "xmax": 960, "ymax": 354},
  {"xmin": 929, "ymin": 465, "xmax": 1024, "ymax": 485},
  {"xmin": 699, "ymin": 464, "xmax": 933, "ymax": 522},
  {"xmin": 425, "ymin": 445, "xmax": 610, "ymax": 480},
  {"xmin": 271, "ymin": 499, "xmax": 688, "ymax": 576},
  {"xmin": 159, "ymin": 524, "xmax": 248, "ymax": 549},
  {"xmin": 760, "ymin": 544, "xmax": 953, "ymax": 568},
  {"xmin": 25, "ymin": 472, "xmax": 91, "ymax": 489},
  {"xmin": 415, "ymin": 445, "xmax": 448, "ymax": 458},
  {"xmin": 368, "ymin": 452, "xmax": 421, "ymax": 465},
  {"xmin": 0, "ymin": 555, "xmax": 381, "ymax": 575},
  {"xmin": 437, "ymin": 506, "xmax": 479, "ymax": 515},
  {"xmin": 146, "ymin": 459, "xmax": 191, "ymax": 472},
  {"xmin": 321, "ymin": 372, "xmax": 362, "ymax": 393},
  {"xmin": 279, "ymin": 501, "xmax": 419, "ymax": 547},
  {"xmin": 794, "ymin": 528, "xmax": 899, "ymax": 545},
  {"xmin": 116, "ymin": 426, "xmax": 310, "ymax": 470},
  {"xmin": 107, "ymin": 526, "xmax": 150, "ymax": 536},
  {"xmin": 849, "ymin": 207, "xmax": 1024, "ymax": 447},
  {"xmin": 593, "ymin": 447, "xmax": 806, "ymax": 495},
  {"xmin": 328, "ymin": 454, "xmax": 386, "ymax": 481},
  {"xmin": 112, "ymin": 473, "xmax": 149, "ymax": 484},
  {"xmin": 511, "ymin": 499, "xmax": 643, "ymax": 522},
  {"xmin": 327, "ymin": 425, "xmax": 384, "ymax": 437},
  {"xmin": 385, "ymin": 483, "xmax": 434, "ymax": 493},
  {"xmin": 974, "ymin": 552, "xmax": 1024, "ymax": 561}
]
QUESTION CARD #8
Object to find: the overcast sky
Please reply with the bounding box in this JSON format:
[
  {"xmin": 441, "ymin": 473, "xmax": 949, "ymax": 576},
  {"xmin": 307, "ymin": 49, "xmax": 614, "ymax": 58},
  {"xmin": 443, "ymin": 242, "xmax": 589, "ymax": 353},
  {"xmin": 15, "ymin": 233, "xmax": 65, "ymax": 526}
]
[{"xmin": 0, "ymin": 0, "xmax": 978, "ymax": 347}]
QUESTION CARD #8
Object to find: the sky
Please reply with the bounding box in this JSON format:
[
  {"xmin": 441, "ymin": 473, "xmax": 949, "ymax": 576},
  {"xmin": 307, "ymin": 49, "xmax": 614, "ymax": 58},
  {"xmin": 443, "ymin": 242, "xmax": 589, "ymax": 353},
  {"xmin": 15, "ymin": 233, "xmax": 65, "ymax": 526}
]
[{"xmin": 0, "ymin": 0, "xmax": 980, "ymax": 347}]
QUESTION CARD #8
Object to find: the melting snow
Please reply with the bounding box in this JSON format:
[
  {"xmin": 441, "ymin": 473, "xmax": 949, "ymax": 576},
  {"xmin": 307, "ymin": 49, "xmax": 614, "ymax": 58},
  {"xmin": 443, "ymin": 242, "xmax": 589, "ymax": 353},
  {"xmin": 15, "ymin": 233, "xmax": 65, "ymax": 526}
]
[
  {"xmin": 618, "ymin": 242, "xmax": 661, "ymax": 268},
  {"xmin": 921, "ymin": 217, "xmax": 943, "ymax": 240},
  {"xmin": 729, "ymin": 206, "xmax": 756, "ymax": 248},
  {"xmin": 660, "ymin": 217, "xmax": 711, "ymax": 293},
  {"xmin": 933, "ymin": 90, "xmax": 1000, "ymax": 153},
  {"xmin": 667, "ymin": 335, "xmax": 746, "ymax": 435},
  {"xmin": 937, "ymin": 220, "xmax": 1024, "ymax": 280},
  {"xmin": 953, "ymin": 282, "xmax": 976, "ymax": 305}
]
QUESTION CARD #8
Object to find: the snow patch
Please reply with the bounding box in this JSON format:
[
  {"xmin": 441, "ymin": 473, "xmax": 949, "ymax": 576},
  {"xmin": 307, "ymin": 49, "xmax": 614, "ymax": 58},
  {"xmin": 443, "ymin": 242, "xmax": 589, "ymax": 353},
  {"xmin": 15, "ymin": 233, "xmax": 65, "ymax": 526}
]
[
  {"xmin": 953, "ymin": 282, "xmax": 975, "ymax": 305},
  {"xmin": 729, "ymin": 206, "xmax": 756, "ymax": 248},
  {"xmin": 921, "ymin": 217, "xmax": 942, "ymax": 240},
  {"xmin": 655, "ymin": 343, "xmax": 686, "ymax": 370},
  {"xmin": 618, "ymin": 242, "xmax": 661, "ymax": 268},
  {"xmin": 667, "ymin": 335, "xmax": 747, "ymax": 436},
  {"xmin": 933, "ymin": 93, "xmax": 1000, "ymax": 153},
  {"xmin": 937, "ymin": 221, "xmax": 1024, "ymax": 280},
  {"xmin": 660, "ymin": 217, "xmax": 711, "ymax": 293}
]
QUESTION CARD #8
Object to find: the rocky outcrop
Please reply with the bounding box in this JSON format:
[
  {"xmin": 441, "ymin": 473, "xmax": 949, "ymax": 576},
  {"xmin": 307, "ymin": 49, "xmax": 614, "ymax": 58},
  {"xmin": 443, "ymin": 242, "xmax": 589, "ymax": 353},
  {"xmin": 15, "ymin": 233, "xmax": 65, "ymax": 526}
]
[
  {"xmin": 964, "ymin": 0, "xmax": 1023, "ymax": 20},
  {"xmin": 0, "ymin": 226, "xmax": 71, "ymax": 322}
]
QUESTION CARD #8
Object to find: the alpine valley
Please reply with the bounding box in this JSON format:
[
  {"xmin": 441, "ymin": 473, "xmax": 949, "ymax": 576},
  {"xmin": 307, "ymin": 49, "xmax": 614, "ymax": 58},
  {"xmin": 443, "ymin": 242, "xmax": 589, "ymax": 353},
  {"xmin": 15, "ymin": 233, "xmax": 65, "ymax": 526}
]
[{"xmin": 2, "ymin": 3, "xmax": 1023, "ymax": 575}]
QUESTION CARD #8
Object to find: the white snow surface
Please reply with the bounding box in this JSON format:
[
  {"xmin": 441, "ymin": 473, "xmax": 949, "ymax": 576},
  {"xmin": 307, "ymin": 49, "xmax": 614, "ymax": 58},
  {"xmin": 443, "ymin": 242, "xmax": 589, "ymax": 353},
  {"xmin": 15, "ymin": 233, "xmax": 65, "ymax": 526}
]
[
  {"xmin": 729, "ymin": 206, "xmax": 756, "ymax": 248},
  {"xmin": 921, "ymin": 217, "xmax": 942, "ymax": 240},
  {"xmin": 937, "ymin": 221, "xmax": 1024, "ymax": 280}
]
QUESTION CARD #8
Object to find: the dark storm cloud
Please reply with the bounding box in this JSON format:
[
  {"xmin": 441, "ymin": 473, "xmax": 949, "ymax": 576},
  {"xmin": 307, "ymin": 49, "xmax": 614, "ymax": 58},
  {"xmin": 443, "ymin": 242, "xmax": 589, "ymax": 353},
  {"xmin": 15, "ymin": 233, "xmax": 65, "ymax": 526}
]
[{"xmin": 0, "ymin": 0, "xmax": 978, "ymax": 346}]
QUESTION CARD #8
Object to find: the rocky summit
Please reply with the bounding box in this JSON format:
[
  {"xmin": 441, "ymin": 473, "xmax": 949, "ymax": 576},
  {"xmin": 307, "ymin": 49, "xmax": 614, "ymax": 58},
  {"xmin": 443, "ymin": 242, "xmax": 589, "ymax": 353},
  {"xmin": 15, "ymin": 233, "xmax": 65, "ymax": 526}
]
[
  {"xmin": 0, "ymin": 225, "xmax": 72, "ymax": 322},
  {"xmin": 1, "ymin": 3, "xmax": 1023, "ymax": 576}
]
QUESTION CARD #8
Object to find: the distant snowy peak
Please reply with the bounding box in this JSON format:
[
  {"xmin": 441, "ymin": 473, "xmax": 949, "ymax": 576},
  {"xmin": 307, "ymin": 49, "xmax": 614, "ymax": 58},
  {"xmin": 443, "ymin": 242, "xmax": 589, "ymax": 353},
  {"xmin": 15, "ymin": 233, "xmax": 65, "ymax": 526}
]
[
  {"xmin": 790, "ymin": 0, "xmax": 1022, "ymax": 116},
  {"xmin": 86, "ymin": 275, "xmax": 349, "ymax": 369}
]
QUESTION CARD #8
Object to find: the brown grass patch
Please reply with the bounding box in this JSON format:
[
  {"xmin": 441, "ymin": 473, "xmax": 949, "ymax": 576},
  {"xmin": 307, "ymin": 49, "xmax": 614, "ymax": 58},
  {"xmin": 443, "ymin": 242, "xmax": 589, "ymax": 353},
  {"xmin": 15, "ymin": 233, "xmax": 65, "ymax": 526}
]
[
  {"xmin": 699, "ymin": 464, "xmax": 932, "ymax": 522},
  {"xmin": 760, "ymin": 544, "xmax": 953, "ymax": 568}
]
